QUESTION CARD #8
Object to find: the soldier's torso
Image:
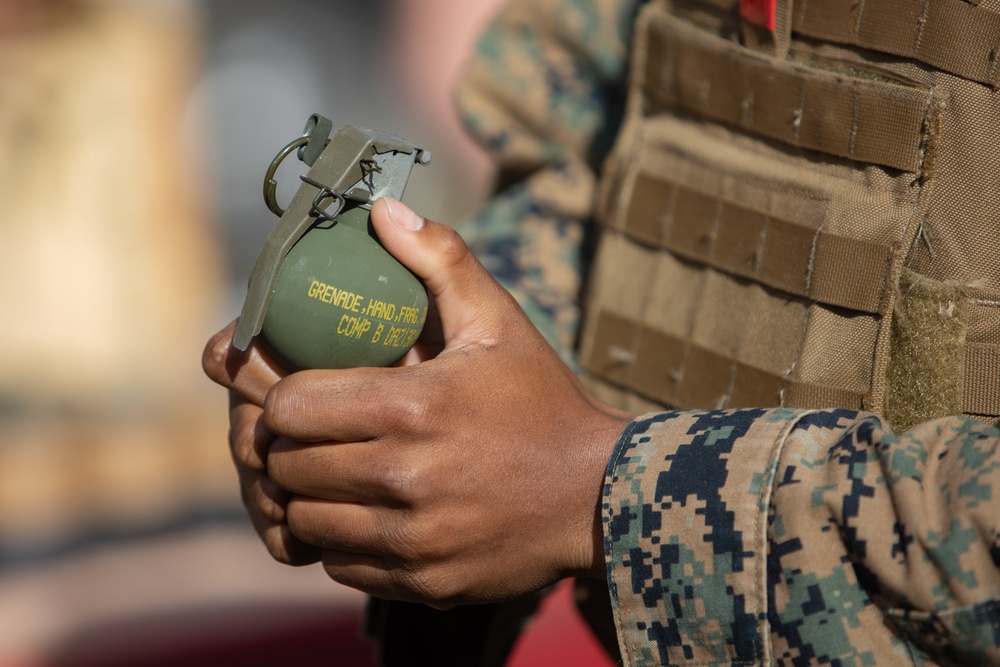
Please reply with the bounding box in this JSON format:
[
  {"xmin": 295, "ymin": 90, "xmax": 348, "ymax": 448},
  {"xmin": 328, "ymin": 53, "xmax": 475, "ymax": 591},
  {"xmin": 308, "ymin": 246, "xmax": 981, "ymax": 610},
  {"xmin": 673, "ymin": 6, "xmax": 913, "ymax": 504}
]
[{"xmin": 580, "ymin": 0, "xmax": 1000, "ymax": 429}]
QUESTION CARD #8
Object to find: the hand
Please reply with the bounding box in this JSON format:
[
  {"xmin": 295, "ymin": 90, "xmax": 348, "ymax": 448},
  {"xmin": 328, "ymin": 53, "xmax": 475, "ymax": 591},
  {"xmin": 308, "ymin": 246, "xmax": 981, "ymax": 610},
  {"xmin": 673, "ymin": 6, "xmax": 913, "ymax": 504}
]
[
  {"xmin": 203, "ymin": 304, "xmax": 444, "ymax": 566},
  {"xmin": 202, "ymin": 209, "xmax": 447, "ymax": 565},
  {"xmin": 202, "ymin": 326, "xmax": 323, "ymax": 565},
  {"xmin": 204, "ymin": 198, "xmax": 632, "ymax": 607}
]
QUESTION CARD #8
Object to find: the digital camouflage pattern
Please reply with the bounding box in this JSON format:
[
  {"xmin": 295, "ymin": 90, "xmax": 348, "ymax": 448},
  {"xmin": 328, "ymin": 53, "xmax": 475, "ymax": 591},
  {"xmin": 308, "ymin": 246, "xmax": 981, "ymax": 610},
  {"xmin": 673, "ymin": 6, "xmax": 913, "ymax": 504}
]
[
  {"xmin": 452, "ymin": 0, "xmax": 1000, "ymax": 666},
  {"xmin": 454, "ymin": 0, "xmax": 641, "ymax": 363},
  {"xmin": 606, "ymin": 409, "xmax": 1000, "ymax": 665}
]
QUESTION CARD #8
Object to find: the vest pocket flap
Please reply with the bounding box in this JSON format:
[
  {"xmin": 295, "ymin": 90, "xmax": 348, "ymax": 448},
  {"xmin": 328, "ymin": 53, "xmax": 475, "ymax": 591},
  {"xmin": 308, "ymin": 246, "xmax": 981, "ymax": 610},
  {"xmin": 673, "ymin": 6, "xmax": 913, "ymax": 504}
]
[
  {"xmin": 792, "ymin": 0, "xmax": 1000, "ymax": 88},
  {"xmin": 640, "ymin": 11, "xmax": 938, "ymax": 173}
]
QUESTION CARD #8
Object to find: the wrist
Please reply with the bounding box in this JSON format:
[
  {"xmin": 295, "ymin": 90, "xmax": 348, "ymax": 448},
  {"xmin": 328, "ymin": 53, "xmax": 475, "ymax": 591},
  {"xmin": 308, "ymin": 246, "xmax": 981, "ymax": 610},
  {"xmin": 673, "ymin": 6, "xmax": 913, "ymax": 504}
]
[{"xmin": 562, "ymin": 404, "xmax": 634, "ymax": 581}]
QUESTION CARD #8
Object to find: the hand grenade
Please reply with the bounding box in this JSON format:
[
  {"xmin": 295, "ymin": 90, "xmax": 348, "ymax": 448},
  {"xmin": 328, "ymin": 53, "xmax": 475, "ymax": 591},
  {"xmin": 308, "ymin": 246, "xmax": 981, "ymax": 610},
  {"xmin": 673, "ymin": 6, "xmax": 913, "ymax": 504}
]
[{"xmin": 233, "ymin": 114, "xmax": 431, "ymax": 371}]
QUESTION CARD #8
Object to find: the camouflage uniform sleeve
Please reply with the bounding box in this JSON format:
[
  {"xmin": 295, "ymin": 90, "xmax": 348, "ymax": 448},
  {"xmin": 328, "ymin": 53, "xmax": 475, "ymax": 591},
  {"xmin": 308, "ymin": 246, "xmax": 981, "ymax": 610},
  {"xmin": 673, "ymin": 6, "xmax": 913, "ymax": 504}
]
[
  {"xmin": 604, "ymin": 408, "xmax": 1000, "ymax": 666},
  {"xmin": 453, "ymin": 0, "xmax": 641, "ymax": 364}
]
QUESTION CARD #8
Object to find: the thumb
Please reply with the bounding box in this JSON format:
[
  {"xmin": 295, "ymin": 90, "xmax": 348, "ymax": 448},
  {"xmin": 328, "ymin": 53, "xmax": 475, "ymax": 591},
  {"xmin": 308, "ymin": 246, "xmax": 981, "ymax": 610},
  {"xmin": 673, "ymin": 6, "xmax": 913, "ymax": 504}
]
[{"xmin": 370, "ymin": 197, "xmax": 512, "ymax": 344}]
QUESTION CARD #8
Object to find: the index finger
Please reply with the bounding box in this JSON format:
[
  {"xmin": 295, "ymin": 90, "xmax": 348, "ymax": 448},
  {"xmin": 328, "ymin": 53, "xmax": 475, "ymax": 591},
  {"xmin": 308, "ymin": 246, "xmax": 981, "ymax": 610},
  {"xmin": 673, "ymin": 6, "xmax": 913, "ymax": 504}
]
[{"xmin": 203, "ymin": 319, "xmax": 288, "ymax": 405}]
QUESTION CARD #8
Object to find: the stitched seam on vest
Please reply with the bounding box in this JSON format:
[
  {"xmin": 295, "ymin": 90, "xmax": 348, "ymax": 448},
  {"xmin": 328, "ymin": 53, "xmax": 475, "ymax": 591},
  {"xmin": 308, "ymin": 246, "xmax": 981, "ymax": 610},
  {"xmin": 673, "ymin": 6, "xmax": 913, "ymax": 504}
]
[
  {"xmin": 851, "ymin": 0, "xmax": 866, "ymax": 38},
  {"xmin": 913, "ymin": 0, "xmax": 932, "ymax": 54},
  {"xmin": 625, "ymin": 125, "xmax": 657, "ymax": 393},
  {"xmin": 780, "ymin": 298, "xmax": 814, "ymax": 408}
]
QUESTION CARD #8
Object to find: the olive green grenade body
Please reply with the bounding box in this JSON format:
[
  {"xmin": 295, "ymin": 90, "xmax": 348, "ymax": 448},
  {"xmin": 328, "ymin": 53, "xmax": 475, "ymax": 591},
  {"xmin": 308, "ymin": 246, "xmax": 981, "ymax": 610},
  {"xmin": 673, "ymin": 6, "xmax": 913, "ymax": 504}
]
[
  {"xmin": 259, "ymin": 204, "xmax": 427, "ymax": 370},
  {"xmin": 233, "ymin": 115, "xmax": 431, "ymax": 371}
]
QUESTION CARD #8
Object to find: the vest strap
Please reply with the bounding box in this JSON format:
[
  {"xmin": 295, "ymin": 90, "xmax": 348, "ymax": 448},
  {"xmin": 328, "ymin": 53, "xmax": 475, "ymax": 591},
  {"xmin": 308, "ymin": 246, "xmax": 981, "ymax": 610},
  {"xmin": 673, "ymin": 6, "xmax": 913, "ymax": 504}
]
[
  {"xmin": 642, "ymin": 14, "xmax": 937, "ymax": 172},
  {"xmin": 583, "ymin": 310, "xmax": 869, "ymax": 410},
  {"xmin": 586, "ymin": 298, "xmax": 1000, "ymax": 418},
  {"xmin": 622, "ymin": 172, "xmax": 895, "ymax": 314},
  {"xmin": 966, "ymin": 343, "xmax": 1000, "ymax": 417},
  {"xmin": 965, "ymin": 299, "xmax": 1000, "ymax": 418},
  {"xmin": 793, "ymin": 0, "xmax": 1000, "ymax": 88}
]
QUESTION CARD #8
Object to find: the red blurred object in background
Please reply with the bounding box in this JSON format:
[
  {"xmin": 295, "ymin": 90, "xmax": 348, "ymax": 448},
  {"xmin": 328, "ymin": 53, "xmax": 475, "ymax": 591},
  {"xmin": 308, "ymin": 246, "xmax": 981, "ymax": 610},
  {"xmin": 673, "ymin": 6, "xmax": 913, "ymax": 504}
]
[
  {"xmin": 507, "ymin": 580, "xmax": 616, "ymax": 667},
  {"xmin": 0, "ymin": 579, "xmax": 615, "ymax": 667}
]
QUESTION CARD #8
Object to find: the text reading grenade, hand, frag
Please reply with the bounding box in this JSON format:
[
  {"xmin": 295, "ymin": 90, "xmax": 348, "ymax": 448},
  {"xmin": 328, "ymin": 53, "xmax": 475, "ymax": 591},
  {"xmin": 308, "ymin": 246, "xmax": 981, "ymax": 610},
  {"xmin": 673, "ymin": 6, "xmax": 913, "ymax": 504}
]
[{"xmin": 233, "ymin": 114, "xmax": 431, "ymax": 371}]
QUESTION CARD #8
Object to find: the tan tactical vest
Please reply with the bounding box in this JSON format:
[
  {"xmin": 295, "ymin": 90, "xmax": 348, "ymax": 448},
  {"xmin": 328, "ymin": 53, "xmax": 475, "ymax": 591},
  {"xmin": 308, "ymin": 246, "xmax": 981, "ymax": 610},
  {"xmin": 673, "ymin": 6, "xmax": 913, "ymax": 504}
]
[{"xmin": 579, "ymin": 0, "xmax": 1000, "ymax": 430}]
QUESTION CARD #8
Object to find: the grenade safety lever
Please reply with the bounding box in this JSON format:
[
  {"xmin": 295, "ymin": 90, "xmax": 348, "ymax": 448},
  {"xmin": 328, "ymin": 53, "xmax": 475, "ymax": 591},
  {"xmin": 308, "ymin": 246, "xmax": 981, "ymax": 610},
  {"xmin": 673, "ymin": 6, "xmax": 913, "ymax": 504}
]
[{"xmin": 233, "ymin": 114, "xmax": 432, "ymax": 357}]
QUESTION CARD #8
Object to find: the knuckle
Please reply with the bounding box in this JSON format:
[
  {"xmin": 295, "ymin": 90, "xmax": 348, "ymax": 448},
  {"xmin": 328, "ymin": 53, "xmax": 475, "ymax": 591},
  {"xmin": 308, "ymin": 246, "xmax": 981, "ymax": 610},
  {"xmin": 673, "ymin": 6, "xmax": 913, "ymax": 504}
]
[
  {"xmin": 241, "ymin": 480, "xmax": 288, "ymax": 531},
  {"xmin": 390, "ymin": 565, "xmax": 456, "ymax": 606},
  {"xmin": 244, "ymin": 504, "xmax": 294, "ymax": 566},
  {"xmin": 438, "ymin": 225, "xmax": 471, "ymax": 268},
  {"xmin": 379, "ymin": 511, "xmax": 449, "ymax": 567},
  {"xmin": 284, "ymin": 497, "xmax": 322, "ymax": 543},
  {"xmin": 201, "ymin": 329, "xmax": 234, "ymax": 383},
  {"xmin": 262, "ymin": 523, "xmax": 319, "ymax": 567},
  {"xmin": 254, "ymin": 478, "xmax": 289, "ymax": 523},
  {"xmin": 263, "ymin": 375, "xmax": 313, "ymax": 434},
  {"xmin": 240, "ymin": 472, "xmax": 288, "ymax": 532},
  {"xmin": 262, "ymin": 381, "xmax": 292, "ymax": 430},
  {"xmin": 380, "ymin": 391, "xmax": 432, "ymax": 432},
  {"xmin": 375, "ymin": 460, "xmax": 428, "ymax": 507},
  {"xmin": 262, "ymin": 527, "xmax": 295, "ymax": 565},
  {"xmin": 385, "ymin": 519, "xmax": 426, "ymax": 561},
  {"xmin": 229, "ymin": 413, "xmax": 267, "ymax": 471}
]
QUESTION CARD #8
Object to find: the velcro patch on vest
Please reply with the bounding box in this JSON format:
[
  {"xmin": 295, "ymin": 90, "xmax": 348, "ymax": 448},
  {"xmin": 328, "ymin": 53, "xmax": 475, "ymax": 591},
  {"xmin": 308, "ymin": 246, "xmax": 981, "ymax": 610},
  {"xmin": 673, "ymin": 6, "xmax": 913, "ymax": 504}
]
[{"xmin": 886, "ymin": 269, "xmax": 967, "ymax": 431}]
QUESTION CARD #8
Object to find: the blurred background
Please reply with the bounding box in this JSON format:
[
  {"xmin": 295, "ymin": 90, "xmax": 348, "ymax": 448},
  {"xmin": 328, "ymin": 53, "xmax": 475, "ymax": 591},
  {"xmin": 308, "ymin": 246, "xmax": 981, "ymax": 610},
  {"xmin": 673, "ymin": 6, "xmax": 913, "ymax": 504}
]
[
  {"xmin": 0, "ymin": 0, "xmax": 614, "ymax": 665},
  {"xmin": 0, "ymin": 0, "xmax": 605, "ymax": 667},
  {"xmin": 0, "ymin": 0, "xmax": 620, "ymax": 667}
]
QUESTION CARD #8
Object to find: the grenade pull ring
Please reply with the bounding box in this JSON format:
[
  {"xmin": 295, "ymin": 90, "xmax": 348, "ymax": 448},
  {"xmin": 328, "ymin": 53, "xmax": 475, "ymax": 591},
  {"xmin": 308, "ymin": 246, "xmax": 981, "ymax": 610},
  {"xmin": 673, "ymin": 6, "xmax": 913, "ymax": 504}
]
[
  {"xmin": 262, "ymin": 135, "xmax": 308, "ymax": 217},
  {"xmin": 262, "ymin": 113, "xmax": 334, "ymax": 216}
]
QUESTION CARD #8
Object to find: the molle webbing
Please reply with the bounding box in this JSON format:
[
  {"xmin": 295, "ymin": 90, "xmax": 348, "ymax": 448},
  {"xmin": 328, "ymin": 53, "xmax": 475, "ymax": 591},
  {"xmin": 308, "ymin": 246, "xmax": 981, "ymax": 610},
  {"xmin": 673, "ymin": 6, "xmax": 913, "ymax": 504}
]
[
  {"xmin": 792, "ymin": 0, "xmax": 1000, "ymax": 88},
  {"xmin": 582, "ymin": 0, "xmax": 1000, "ymax": 425},
  {"xmin": 623, "ymin": 173, "xmax": 895, "ymax": 314},
  {"xmin": 586, "ymin": 288, "xmax": 1000, "ymax": 418},
  {"xmin": 587, "ymin": 310, "xmax": 868, "ymax": 409},
  {"xmin": 642, "ymin": 16, "xmax": 937, "ymax": 173},
  {"xmin": 965, "ymin": 299, "xmax": 1000, "ymax": 419}
]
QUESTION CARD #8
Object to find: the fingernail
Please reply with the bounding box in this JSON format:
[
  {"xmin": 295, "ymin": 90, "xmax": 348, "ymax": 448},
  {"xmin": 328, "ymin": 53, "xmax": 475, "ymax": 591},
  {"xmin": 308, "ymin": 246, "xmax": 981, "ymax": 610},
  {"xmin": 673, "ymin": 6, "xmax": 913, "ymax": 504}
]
[{"xmin": 383, "ymin": 197, "xmax": 424, "ymax": 231}]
